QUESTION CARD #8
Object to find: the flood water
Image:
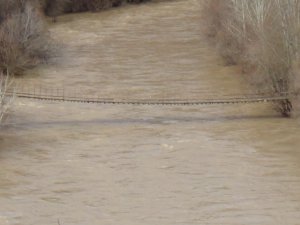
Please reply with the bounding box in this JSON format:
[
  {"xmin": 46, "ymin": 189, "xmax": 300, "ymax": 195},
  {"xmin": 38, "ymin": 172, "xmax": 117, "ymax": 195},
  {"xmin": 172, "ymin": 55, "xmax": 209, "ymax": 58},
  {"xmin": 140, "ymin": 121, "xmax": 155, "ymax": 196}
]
[{"xmin": 1, "ymin": 0, "xmax": 300, "ymax": 224}]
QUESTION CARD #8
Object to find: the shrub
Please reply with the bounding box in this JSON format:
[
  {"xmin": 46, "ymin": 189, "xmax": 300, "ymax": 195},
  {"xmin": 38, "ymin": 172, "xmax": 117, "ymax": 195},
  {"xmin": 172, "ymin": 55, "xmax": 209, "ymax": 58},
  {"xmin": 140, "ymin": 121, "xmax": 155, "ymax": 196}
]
[
  {"xmin": 202, "ymin": 0, "xmax": 300, "ymax": 117},
  {"xmin": 0, "ymin": 0, "xmax": 53, "ymax": 75}
]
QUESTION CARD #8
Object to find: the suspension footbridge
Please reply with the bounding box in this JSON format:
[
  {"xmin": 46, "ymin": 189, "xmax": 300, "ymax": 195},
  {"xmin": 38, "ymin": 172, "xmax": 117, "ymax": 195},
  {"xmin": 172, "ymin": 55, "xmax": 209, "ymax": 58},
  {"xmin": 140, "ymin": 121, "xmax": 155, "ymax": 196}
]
[{"xmin": 4, "ymin": 86, "xmax": 294, "ymax": 106}]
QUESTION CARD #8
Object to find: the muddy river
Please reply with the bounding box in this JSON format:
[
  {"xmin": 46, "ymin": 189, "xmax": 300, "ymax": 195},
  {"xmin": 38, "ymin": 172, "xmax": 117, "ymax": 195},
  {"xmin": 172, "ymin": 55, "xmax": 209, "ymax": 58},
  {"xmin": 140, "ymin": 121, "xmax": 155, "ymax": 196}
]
[{"xmin": 1, "ymin": 0, "xmax": 300, "ymax": 224}]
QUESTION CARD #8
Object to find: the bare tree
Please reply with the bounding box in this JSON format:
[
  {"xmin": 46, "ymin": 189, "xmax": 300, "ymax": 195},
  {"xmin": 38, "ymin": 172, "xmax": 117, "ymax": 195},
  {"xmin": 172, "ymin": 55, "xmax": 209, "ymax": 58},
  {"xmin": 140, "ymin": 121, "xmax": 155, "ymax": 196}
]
[{"xmin": 0, "ymin": 72, "xmax": 13, "ymax": 123}]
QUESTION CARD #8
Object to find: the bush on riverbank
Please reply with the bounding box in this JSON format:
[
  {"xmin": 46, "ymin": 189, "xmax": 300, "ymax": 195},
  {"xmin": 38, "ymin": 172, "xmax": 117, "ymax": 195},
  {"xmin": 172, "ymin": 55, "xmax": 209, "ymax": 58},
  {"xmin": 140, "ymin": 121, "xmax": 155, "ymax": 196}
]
[
  {"xmin": 202, "ymin": 0, "xmax": 300, "ymax": 117},
  {"xmin": 0, "ymin": 0, "xmax": 53, "ymax": 75}
]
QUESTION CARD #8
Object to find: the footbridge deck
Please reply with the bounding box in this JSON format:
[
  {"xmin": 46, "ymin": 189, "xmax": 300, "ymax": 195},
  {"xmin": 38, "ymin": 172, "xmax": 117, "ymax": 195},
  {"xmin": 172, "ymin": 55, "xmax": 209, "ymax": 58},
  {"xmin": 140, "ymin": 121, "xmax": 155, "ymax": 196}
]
[{"xmin": 5, "ymin": 86, "xmax": 294, "ymax": 106}]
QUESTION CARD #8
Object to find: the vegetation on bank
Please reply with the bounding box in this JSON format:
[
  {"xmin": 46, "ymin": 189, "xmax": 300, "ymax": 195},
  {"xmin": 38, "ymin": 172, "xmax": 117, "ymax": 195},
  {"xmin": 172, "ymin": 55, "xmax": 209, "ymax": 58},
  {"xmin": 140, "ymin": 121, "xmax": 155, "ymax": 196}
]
[
  {"xmin": 0, "ymin": 1, "xmax": 52, "ymax": 75},
  {"xmin": 0, "ymin": 72, "xmax": 12, "ymax": 122},
  {"xmin": 202, "ymin": 0, "xmax": 300, "ymax": 117}
]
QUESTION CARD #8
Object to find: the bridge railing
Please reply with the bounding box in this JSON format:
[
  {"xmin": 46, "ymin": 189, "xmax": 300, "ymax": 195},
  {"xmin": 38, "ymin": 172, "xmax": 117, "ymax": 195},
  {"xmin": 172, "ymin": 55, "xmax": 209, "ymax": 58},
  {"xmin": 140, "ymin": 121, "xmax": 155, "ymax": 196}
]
[{"xmin": 2, "ymin": 84, "xmax": 297, "ymax": 105}]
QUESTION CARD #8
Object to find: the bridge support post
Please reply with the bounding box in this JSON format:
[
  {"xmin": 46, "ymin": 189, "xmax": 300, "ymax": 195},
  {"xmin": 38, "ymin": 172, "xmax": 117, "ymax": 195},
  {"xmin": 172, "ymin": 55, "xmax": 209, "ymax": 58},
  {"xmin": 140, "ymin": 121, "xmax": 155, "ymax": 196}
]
[{"xmin": 279, "ymin": 99, "xmax": 293, "ymax": 117}]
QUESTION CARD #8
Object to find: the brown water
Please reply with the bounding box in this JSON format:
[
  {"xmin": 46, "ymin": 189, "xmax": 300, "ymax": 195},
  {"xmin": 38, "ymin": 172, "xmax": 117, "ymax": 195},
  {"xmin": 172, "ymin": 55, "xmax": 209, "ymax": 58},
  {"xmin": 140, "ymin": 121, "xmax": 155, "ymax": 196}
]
[{"xmin": 1, "ymin": 0, "xmax": 300, "ymax": 224}]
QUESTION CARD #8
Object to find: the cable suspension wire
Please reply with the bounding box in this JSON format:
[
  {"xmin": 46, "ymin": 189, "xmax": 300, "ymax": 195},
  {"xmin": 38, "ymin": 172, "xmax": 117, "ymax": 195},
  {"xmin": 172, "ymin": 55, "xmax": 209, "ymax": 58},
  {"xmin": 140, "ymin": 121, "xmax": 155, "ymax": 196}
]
[{"xmin": 3, "ymin": 85, "xmax": 294, "ymax": 106}]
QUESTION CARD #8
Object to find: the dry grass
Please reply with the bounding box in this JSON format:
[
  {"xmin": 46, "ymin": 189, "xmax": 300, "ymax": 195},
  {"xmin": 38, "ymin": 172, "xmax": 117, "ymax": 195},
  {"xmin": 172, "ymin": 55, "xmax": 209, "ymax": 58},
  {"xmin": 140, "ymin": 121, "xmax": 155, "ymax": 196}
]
[{"xmin": 202, "ymin": 0, "xmax": 300, "ymax": 117}]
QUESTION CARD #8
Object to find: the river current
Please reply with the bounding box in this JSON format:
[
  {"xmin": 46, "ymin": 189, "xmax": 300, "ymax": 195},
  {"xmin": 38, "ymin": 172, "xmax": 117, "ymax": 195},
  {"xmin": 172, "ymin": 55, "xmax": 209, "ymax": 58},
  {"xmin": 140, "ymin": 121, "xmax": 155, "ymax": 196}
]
[{"xmin": 1, "ymin": 0, "xmax": 300, "ymax": 224}]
